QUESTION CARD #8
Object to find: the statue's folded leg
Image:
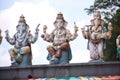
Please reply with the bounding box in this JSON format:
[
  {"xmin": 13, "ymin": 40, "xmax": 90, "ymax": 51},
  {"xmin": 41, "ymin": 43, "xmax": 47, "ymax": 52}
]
[
  {"xmin": 9, "ymin": 46, "xmax": 30, "ymax": 65},
  {"xmin": 47, "ymin": 45, "xmax": 56, "ymax": 60},
  {"xmin": 9, "ymin": 48, "xmax": 18, "ymax": 66}
]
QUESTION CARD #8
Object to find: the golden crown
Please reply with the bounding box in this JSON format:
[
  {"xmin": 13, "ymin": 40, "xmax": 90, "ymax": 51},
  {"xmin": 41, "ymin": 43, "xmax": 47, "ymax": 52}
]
[
  {"xmin": 19, "ymin": 14, "xmax": 26, "ymax": 23},
  {"xmin": 56, "ymin": 12, "xmax": 64, "ymax": 19}
]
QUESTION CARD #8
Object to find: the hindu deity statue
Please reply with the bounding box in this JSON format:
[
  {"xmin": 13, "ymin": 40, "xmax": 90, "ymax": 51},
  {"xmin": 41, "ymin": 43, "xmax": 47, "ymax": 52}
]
[
  {"xmin": 5, "ymin": 15, "xmax": 39, "ymax": 66},
  {"xmin": 0, "ymin": 28, "xmax": 2, "ymax": 44},
  {"xmin": 116, "ymin": 35, "xmax": 120, "ymax": 60},
  {"xmin": 81, "ymin": 11, "xmax": 112, "ymax": 62},
  {"xmin": 41, "ymin": 12, "xmax": 78, "ymax": 64}
]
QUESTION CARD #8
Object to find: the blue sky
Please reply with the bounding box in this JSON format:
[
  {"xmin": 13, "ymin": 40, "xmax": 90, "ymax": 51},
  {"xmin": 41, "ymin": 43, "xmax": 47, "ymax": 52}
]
[{"xmin": 0, "ymin": 0, "xmax": 94, "ymax": 67}]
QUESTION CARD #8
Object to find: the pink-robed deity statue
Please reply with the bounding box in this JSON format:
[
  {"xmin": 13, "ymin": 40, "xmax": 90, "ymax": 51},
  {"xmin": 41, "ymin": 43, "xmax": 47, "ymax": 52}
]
[
  {"xmin": 81, "ymin": 11, "xmax": 112, "ymax": 62},
  {"xmin": 5, "ymin": 15, "xmax": 40, "ymax": 66},
  {"xmin": 0, "ymin": 29, "xmax": 2, "ymax": 44},
  {"xmin": 41, "ymin": 12, "xmax": 78, "ymax": 64}
]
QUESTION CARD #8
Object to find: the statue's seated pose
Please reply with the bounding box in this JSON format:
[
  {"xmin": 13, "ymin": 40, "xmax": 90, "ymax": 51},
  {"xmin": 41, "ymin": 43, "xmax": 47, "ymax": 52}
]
[
  {"xmin": 0, "ymin": 29, "xmax": 2, "ymax": 44},
  {"xmin": 5, "ymin": 15, "xmax": 39, "ymax": 66},
  {"xmin": 81, "ymin": 11, "xmax": 112, "ymax": 62},
  {"xmin": 116, "ymin": 35, "xmax": 120, "ymax": 60},
  {"xmin": 41, "ymin": 12, "xmax": 78, "ymax": 64}
]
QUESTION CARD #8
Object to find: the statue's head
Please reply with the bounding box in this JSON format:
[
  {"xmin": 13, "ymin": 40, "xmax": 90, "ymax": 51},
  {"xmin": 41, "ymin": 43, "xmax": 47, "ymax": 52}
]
[
  {"xmin": 91, "ymin": 11, "xmax": 104, "ymax": 26},
  {"xmin": 54, "ymin": 12, "xmax": 68, "ymax": 28},
  {"xmin": 93, "ymin": 11, "xmax": 101, "ymax": 19},
  {"xmin": 16, "ymin": 15, "xmax": 29, "ymax": 32}
]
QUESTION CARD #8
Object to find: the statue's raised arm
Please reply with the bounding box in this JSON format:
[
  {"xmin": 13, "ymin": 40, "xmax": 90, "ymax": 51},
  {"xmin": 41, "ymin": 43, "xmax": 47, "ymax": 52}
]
[
  {"xmin": 81, "ymin": 11, "xmax": 112, "ymax": 62},
  {"xmin": 41, "ymin": 12, "xmax": 78, "ymax": 64},
  {"xmin": 5, "ymin": 15, "xmax": 39, "ymax": 66},
  {"xmin": 27, "ymin": 23, "xmax": 40, "ymax": 44},
  {"xmin": 41, "ymin": 25, "xmax": 53, "ymax": 42},
  {"xmin": 65, "ymin": 22, "xmax": 78, "ymax": 41},
  {"xmin": 5, "ymin": 30, "xmax": 16, "ymax": 45}
]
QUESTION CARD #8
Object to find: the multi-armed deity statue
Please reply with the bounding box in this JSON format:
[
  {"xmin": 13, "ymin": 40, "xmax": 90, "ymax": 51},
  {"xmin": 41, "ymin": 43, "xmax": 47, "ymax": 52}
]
[
  {"xmin": 41, "ymin": 12, "xmax": 78, "ymax": 64},
  {"xmin": 81, "ymin": 11, "xmax": 112, "ymax": 62},
  {"xmin": 0, "ymin": 29, "xmax": 2, "ymax": 44},
  {"xmin": 116, "ymin": 35, "xmax": 120, "ymax": 60},
  {"xmin": 5, "ymin": 15, "xmax": 39, "ymax": 66}
]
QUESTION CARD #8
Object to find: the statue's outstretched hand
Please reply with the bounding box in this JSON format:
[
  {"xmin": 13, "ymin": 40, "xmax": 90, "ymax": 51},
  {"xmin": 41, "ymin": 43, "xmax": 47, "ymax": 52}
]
[
  {"xmin": 108, "ymin": 23, "xmax": 112, "ymax": 31},
  {"xmin": 36, "ymin": 24, "xmax": 40, "ymax": 32},
  {"xmin": 5, "ymin": 30, "xmax": 9, "ymax": 36},
  {"xmin": 74, "ymin": 26, "xmax": 78, "ymax": 33},
  {"xmin": 74, "ymin": 22, "xmax": 78, "ymax": 33},
  {"xmin": 43, "ymin": 25, "xmax": 47, "ymax": 33}
]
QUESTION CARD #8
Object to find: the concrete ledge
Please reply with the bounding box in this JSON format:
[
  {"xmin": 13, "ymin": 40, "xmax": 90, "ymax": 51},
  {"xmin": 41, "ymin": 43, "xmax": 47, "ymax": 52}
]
[{"xmin": 0, "ymin": 61, "xmax": 120, "ymax": 80}]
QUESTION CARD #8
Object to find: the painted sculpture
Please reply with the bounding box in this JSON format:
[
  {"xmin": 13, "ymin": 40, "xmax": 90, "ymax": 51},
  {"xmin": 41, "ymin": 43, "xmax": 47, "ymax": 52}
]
[
  {"xmin": 5, "ymin": 15, "xmax": 39, "ymax": 66},
  {"xmin": 0, "ymin": 29, "xmax": 2, "ymax": 44},
  {"xmin": 41, "ymin": 12, "xmax": 78, "ymax": 64},
  {"xmin": 81, "ymin": 11, "xmax": 112, "ymax": 62},
  {"xmin": 116, "ymin": 35, "xmax": 120, "ymax": 60}
]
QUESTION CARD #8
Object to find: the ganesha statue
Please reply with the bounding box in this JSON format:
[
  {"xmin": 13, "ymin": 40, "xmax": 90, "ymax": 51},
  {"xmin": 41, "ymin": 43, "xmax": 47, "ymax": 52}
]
[
  {"xmin": 0, "ymin": 29, "xmax": 2, "ymax": 44},
  {"xmin": 116, "ymin": 35, "xmax": 120, "ymax": 60},
  {"xmin": 41, "ymin": 12, "xmax": 78, "ymax": 64},
  {"xmin": 81, "ymin": 11, "xmax": 112, "ymax": 62},
  {"xmin": 5, "ymin": 15, "xmax": 39, "ymax": 66}
]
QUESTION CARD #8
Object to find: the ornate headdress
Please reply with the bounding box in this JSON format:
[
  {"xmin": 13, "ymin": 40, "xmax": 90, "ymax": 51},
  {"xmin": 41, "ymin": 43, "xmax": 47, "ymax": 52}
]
[
  {"xmin": 19, "ymin": 14, "xmax": 26, "ymax": 23},
  {"xmin": 56, "ymin": 12, "xmax": 64, "ymax": 19},
  {"xmin": 54, "ymin": 12, "xmax": 68, "ymax": 28},
  {"xmin": 94, "ymin": 10, "xmax": 101, "ymax": 18},
  {"xmin": 17, "ymin": 14, "xmax": 29, "ymax": 31}
]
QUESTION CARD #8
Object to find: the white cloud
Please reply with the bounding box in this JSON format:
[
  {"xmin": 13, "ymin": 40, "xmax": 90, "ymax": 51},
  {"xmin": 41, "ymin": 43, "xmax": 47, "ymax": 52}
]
[{"xmin": 0, "ymin": 0, "xmax": 91, "ymax": 67}]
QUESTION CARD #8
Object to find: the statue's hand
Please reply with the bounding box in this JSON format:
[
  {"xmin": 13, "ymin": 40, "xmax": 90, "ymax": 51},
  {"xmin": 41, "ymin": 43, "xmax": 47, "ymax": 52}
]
[
  {"xmin": 108, "ymin": 23, "xmax": 112, "ymax": 31},
  {"xmin": 74, "ymin": 26, "xmax": 78, "ymax": 33},
  {"xmin": 41, "ymin": 34, "xmax": 45, "ymax": 38},
  {"xmin": 5, "ymin": 30, "xmax": 9, "ymax": 36},
  {"xmin": 74, "ymin": 22, "xmax": 78, "ymax": 33},
  {"xmin": 43, "ymin": 25, "xmax": 47, "ymax": 33},
  {"xmin": 36, "ymin": 24, "xmax": 40, "ymax": 32}
]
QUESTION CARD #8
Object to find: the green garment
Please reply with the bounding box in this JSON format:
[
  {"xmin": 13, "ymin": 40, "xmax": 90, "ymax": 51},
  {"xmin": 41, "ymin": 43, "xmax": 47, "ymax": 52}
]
[{"xmin": 117, "ymin": 47, "xmax": 120, "ymax": 54}]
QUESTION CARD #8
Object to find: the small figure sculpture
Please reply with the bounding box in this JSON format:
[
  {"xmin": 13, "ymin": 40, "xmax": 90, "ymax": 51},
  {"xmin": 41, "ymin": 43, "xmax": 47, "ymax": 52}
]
[
  {"xmin": 0, "ymin": 29, "xmax": 2, "ymax": 44},
  {"xmin": 41, "ymin": 12, "xmax": 78, "ymax": 64},
  {"xmin": 5, "ymin": 15, "xmax": 39, "ymax": 66},
  {"xmin": 81, "ymin": 11, "xmax": 112, "ymax": 62},
  {"xmin": 116, "ymin": 35, "xmax": 120, "ymax": 60}
]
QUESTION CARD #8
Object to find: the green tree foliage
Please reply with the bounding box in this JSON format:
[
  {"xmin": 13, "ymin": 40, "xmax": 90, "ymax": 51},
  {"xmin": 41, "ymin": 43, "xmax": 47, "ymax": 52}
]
[
  {"xmin": 85, "ymin": 0, "xmax": 120, "ymax": 20},
  {"xmin": 85, "ymin": 0, "xmax": 120, "ymax": 61}
]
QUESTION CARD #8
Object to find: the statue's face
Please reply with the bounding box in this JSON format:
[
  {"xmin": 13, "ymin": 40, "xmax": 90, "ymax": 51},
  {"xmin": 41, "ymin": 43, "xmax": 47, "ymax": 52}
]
[
  {"xmin": 17, "ymin": 22, "xmax": 27, "ymax": 32},
  {"xmin": 56, "ymin": 19, "xmax": 64, "ymax": 28}
]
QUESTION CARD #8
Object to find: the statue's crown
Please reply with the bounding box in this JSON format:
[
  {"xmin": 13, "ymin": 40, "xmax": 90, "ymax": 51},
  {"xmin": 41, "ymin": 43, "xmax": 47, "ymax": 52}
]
[
  {"xmin": 54, "ymin": 12, "xmax": 68, "ymax": 27},
  {"xmin": 19, "ymin": 14, "xmax": 26, "ymax": 23},
  {"xmin": 56, "ymin": 12, "xmax": 64, "ymax": 19},
  {"xmin": 94, "ymin": 10, "xmax": 101, "ymax": 17}
]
